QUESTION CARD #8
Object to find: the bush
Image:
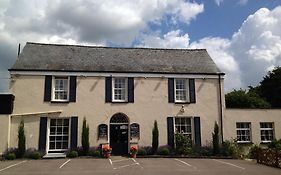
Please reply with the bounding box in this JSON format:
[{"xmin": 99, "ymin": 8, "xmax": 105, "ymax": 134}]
[
  {"xmin": 248, "ymin": 144, "xmax": 260, "ymax": 159},
  {"xmin": 5, "ymin": 148, "xmax": 19, "ymax": 158},
  {"xmin": 67, "ymin": 151, "xmax": 78, "ymax": 158},
  {"xmin": 82, "ymin": 118, "xmax": 90, "ymax": 155},
  {"xmin": 152, "ymin": 120, "xmax": 159, "ymax": 154},
  {"xmin": 268, "ymin": 139, "xmax": 281, "ymax": 150},
  {"xmin": 137, "ymin": 148, "xmax": 147, "ymax": 156},
  {"xmin": 158, "ymin": 148, "xmax": 170, "ymax": 156},
  {"xmin": 175, "ymin": 133, "xmax": 193, "ymax": 155},
  {"xmin": 25, "ymin": 148, "xmax": 42, "ymax": 159},
  {"xmin": 88, "ymin": 146, "xmax": 101, "ymax": 157},
  {"xmin": 197, "ymin": 146, "xmax": 213, "ymax": 156},
  {"xmin": 5, "ymin": 153, "xmax": 16, "ymax": 160},
  {"xmin": 18, "ymin": 120, "xmax": 26, "ymax": 158},
  {"xmin": 212, "ymin": 122, "xmax": 220, "ymax": 155},
  {"xmin": 72, "ymin": 147, "xmax": 84, "ymax": 156},
  {"xmin": 141, "ymin": 146, "xmax": 153, "ymax": 155},
  {"xmin": 90, "ymin": 150, "xmax": 101, "ymax": 157},
  {"xmin": 29, "ymin": 151, "xmax": 41, "ymax": 159},
  {"xmin": 222, "ymin": 139, "xmax": 241, "ymax": 158}
]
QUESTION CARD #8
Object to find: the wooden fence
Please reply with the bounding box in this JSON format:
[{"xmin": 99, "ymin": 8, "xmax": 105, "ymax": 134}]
[{"xmin": 257, "ymin": 148, "xmax": 281, "ymax": 168}]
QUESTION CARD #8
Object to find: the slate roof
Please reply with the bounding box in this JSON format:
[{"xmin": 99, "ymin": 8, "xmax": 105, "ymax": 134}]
[{"xmin": 10, "ymin": 42, "xmax": 223, "ymax": 75}]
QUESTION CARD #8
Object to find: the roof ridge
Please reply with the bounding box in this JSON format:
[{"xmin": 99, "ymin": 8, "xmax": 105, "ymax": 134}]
[{"xmin": 26, "ymin": 42, "xmax": 207, "ymax": 51}]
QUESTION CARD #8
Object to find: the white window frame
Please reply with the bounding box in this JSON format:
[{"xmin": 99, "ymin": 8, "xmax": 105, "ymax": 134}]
[
  {"xmin": 236, "ymin": 122, "xmax": 251, "ymax": 143},
  {"xmin": 174, "ymin": 117, "xmax": 193, "ymax": 141},
  {"xmin": 112, "ymin": 77, "xmax": 128, "ymax": 102},
  {"xmin": 47, "ymin": 118, "xmax": 70, "ymax": 153},
  {"xmin": 174, "ymin": 79, "xmax": 189, "ymax": 103},
  {"xmin": 52, "ymin": 76, "xmax": 70, "ymax": 102},
  {"xmin": 260, "ymin": 122, "xmax": 274, "ymax": 143}
]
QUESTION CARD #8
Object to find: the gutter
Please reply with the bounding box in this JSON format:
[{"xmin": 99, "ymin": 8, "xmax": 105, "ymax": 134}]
[{"xmin": 218, "ymin": 74, "xmax": 224, "ymax": 143}]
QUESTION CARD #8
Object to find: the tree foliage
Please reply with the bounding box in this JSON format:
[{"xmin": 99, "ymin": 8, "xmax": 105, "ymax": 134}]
[
  {"xmin": 212, "ymin": 122, "xmax": 220, "ymax": 155},
  {"xmin": 226, "ymin": 67, "xmax": 281, "ymax": 108},
  {"xmin": 82, "ymin": 117, "xmax": 89, "ymax": 155},
  {"xmin": 152, "ymin": 120, "xmax": 159, "ymax": 154},
  {"xmin": 225, "ymin": 89, "xmax": 270, "ymax": 108},
  {"xmin": 259, "ymin": 67, "xmax": 281, "ymax": 108},
  {"xmin": 18, "ymin": 119, "xmax": 26, "ymax": 158}
]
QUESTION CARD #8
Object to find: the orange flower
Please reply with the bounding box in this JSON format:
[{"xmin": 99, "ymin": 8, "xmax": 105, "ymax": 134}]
[
  {"xmin": 130, "ymin": 146, "xmax": 138, "ymax": 154},
  {"xmin": 103, "ymin": 145, "xmax": 112, "ymax": 153}
]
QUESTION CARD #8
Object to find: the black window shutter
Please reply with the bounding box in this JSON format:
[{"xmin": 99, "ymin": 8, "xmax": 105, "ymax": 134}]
[
  {"xmin": 70, "ymin": 116, "xmax": 78, "ymax": 149},
  {"xmin": 167, "ymin": 117, "xmax": 175, "ymax": 149},
  {"xmin": 44, "ymin": 76, "xmax": 52, "ymax": 102},
  {"xmin": 194, "ymin": 117, "xmax": 201, "ymax": 148},
  {"xmin": 69, "ymin": 76, "xmax": 77, "ymax": 102},
  {"xmin": 168, "ymin": 78, "xmax": 174, "ymax": 103},
  {"xmin": 38, "ymin": 117, "xmax": 47, "ymax": 152},
  {"xmin": 105, "ymin": 77, "xmax": 112, "ymax": 102},
  {"xmin": 128, "ymin": 77, "xmax": 134, "ymax": 103},
  {"xmin": 189, "ymin": 79, "xmax": 196, "ymax": 103}
]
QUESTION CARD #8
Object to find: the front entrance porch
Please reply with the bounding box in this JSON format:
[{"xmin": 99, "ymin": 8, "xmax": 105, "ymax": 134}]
[{"xmin": 110, "ymin": 113, "xmax": 129, "ymax": 155}]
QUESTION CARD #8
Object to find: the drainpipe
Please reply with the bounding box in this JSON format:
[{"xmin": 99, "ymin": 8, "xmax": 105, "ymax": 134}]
[
  {"xmin": 7, "ymin": 115, "xmax": 11, "ymax": 149},
  {"xmin": 218, "ymin": 74, "xmax": 224, "ymax": 143}
]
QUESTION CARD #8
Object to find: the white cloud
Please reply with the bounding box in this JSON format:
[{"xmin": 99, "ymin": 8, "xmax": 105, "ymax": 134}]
[
  {"xmin": 0, "ymin": 0, "xmax": 204, "ymax": 92},
  {"xmin": 215, "ymin": 0, "xmax": 224, "ymax": 6},
  {"xmin": 190, "ymin": 37, "xmax": 242, "ymax": 91},
  {"xmin": 229, "ymin": 6, "xmax": 281, "ymax": 87},
  {"xmin": 139, "ymin": 6, "xmax": 281, "ymax": 92},
  {"xmin": 238, "ymin": 0, "xmax": 248, "ymax": 6},
  {"xmin": 138, "ymin": 30, "xmax": 190, "ymax": 48}
]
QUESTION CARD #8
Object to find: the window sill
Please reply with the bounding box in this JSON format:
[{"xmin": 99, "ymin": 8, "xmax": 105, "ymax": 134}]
[
  {"xmin": 175, "ymin": 101, "xmax": 190, "ymax": 104},
  {"xmin": 260, "ymin": 141, "xmax": 272, "ymax": 144},
  {"xmin": 50, "ymin": 100, "xmax": 69, "ymax": 103},
  {"xmin": 237, "ymin": 141, "xmax": 252, "ymax": 144}
]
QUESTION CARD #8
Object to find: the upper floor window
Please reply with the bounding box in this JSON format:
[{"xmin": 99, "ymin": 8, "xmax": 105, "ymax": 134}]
[
  {"xmin": 175, "ymin": 79, "xmax": 189, "ymax": 102},
  {"xmin": 53, "ymin": 77, "xmax": 69, "ymax": 101},
  {"xmin": 44, "ymin": 75, "xmax": 76, "ymax": 103},
  {"xmin": 168, "ymin": 78, "xmax": 195, "ymax": 104},
  {"xmin": 236, "ymin": 122, "xmax": 251, "ymax": 143},
  {"xmin": 113, "ymin": 78, "xmax": 127, "ymax": 102},
  {"xmin": 260, "ymin": 122, "xmax": 274, "ymax": 143}
]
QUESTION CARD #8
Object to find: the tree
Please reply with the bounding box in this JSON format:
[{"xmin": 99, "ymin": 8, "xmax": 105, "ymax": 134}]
[
  {"xmin": 18, "ymin": 119, "xmax": 26, "ymax": 158},
  {"xmin": 81, "ymin": 117, "xmax": 89, "ymax": 155},
  {"xmin": 225, "ymin": 89, "xmax": 270, "ymax": 108},
  {"xmin": 259, "ymin": 67, "xmax": 281, "ymax": 108},
  {"xmin": 212, "ymin": 122, "xmax": 219, "ymax": 155},
  {"xmin": 152, "ymin": 120, "xmax": 159, "ymax": 154}
]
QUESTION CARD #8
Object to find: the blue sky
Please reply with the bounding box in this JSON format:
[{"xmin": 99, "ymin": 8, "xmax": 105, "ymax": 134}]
[
  {"xmin": 189, "ymin": 1, "xmax": 281, "ymax": 41},
  {"xmin": 0, "ymin": 0, "xmax": 281, "ymax": 92}
]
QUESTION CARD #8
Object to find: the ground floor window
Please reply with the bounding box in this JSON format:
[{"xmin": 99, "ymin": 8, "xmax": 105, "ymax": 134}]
[
  {"xmin": 175, "ymin": 117, "xmax": 192, "ymax": 140},
  {"xmin": 260, "ymin": 122, "xmax": 274, "ymax": 143},
  {"xmin": 49, "ymin": 118, "xmax": 70, "ymax": 152},
  {"xmin": 236, "ymin": 122, "xmax": 251, "ymax": 143}
]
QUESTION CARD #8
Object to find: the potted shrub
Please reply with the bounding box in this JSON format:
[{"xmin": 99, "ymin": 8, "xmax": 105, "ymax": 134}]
[
  {"xmin": 102, "ymin": 145, "xmax": 112, "ymax": 158},
  {"xmin": 130, "ymin": 146, "xmax": 138, "ymax": 158}
]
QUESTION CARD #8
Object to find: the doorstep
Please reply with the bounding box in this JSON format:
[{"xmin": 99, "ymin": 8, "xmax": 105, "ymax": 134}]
[{"xmin": 43, "ymin": 153, "xmax": 66, "ymax": 159}]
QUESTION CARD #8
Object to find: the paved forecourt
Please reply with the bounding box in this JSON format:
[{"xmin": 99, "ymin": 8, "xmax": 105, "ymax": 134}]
[{"xmin": 0, "ymin": 158, "xmax": 280, "ymax": 175}]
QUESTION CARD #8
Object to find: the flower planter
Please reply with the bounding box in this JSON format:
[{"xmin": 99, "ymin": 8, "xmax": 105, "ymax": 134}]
[
  {"xmin": 103, "ymin": 152, "xmax": 111, "ymax": 158},
  {"xmin": 131, "ymin": 154, "xmax": 136, "ymax": 158}
]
